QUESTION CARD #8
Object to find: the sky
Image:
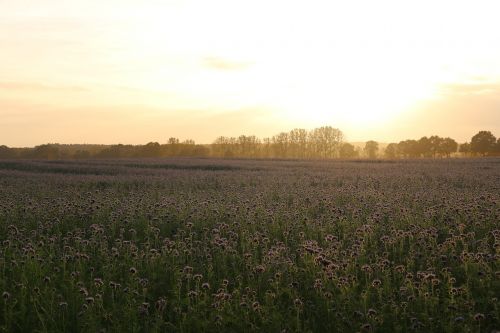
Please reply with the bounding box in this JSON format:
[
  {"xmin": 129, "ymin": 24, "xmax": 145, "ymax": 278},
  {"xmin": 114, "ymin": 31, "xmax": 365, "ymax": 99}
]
[{"xmin": 1, "ymin": 0, "xmax": 500, "ymax": 147}]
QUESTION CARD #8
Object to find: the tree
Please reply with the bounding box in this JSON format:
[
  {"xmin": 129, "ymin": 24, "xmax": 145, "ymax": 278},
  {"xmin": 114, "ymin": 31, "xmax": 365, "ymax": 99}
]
[
  {"xmin": 308, "ymin": 126, "xmax": 343, "ymax": 158},
  {"xmin": 140, "ymin": 142, "xmax": 161, "ymax": 157},
  {"xmin": 0, "ymin": 145, "xmax": 15, "ymax": 159},
  {"xmin": 440, "ymin": 137, "xmax": 458, "ymax": 157},
  {"xmin": 237, "ymin": 135, "xmax": 260, "ymax": 157},
  {"xmin": 364, "ymin": 141, "xmax": 379, "ymax": 159},
  {"xmin": 470, "ymin": 131, "xmax": 496, "ymax": 156},
  {"xmin": 384, "ymin": 143, "xmax": 398, "ymax": 159},
  {"xmin": 459, "ymin": 142, "xmax": 471, "ymax": 156},
  {"xmin": 168, "ymin": 137, "xmax": 179, "ymax": 145},
  {"xmin": 288, "ymin": 128, "xmax": 308, "ymax": 158},
  {"xmin": 428, "ymin": 135, "xmax": 444, "ymax": 157},
  {"xmin": 398, "ymin": 140, "xmax": 419, "ymax": 158},
  {"xmin": 272, "ymin": 132, "xmax": 289, "ymax": 158},
  {"xmin": 261, "ymin": 137, "xmax": 272, "ymax": 158},
  {"xmin": 73, "ymin": 150, "xmax": 91, "ymax": 159},
  {"xmin": 179, "ymin": 139, "xmax": 196, "ymax": 156},
  {"xmin": 97, "ymin": 144, "xmax": 133, "ymax": 158},
  {"xmin": 32, "ymin": 144, "xmax": 60, "ymax": 159},
  {"xmin": 417, "ymin": 137, "xmax": 432, "ymax": 158},
  {"xmin": 339, "ymin": 143, "xmax": 358, "ymax": 158},
  {"xmin": 167, "ymin": 137, "xmax": 181, "ymax": 156},
  {"xmin": 212, "ymin": 136, "xmax": 231, "ymax": 157}
]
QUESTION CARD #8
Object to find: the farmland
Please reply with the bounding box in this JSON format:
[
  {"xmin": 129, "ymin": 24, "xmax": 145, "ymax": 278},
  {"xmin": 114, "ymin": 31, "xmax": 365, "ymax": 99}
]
[{"xmin": 0, "ymin": 158, "xmax": 498, "ymax": 332}]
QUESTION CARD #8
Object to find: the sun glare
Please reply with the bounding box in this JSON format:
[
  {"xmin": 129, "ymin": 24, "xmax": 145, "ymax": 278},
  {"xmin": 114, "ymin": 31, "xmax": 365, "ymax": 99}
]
[
  {"xmin": 119, "ymin": 0, "xmax": 456, "ymax": 131},
  {"xmin": 2, "ymin": 0, "xmax": 500, "ymax": 145}
]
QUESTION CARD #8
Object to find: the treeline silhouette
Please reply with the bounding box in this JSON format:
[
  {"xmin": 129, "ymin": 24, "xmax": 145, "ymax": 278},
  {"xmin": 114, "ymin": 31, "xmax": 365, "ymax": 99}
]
[
  {"xmin": 0, "ymin": 127, "xmax": 498, "ymax": 160},
  {"xmin": 385, "ymin": 131, "xmax": 499, "ymax": 158}
]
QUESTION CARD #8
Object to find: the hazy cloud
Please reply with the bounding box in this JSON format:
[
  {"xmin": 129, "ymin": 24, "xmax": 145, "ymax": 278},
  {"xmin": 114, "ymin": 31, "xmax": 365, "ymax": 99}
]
[
  {"xmin": 438, "ymin": 82, "xmax": 500, "ymax": 97},
  {"xmin": 0, "ymin": 81, "xmax": 88, "ymax": 92},
  {"xmin": 202, "ymin": 57, "xmax": 254, "ymax": 71},
  {"xmin": 387, "ymin": 81, "xmax": 500, "ymax": 142}
]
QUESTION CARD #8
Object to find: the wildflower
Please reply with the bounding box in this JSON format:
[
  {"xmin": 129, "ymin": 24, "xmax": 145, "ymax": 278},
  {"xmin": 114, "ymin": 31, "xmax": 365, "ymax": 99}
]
[
  {"xmin": 473, "ymin": 313, "xmax": 485, "ymax": 321},
  {"xmin": 254, "ymin": 265, "xmax": 265, "ymax": 274},
  {"xmin": 294, "ymin": 298, "xmax": 303, "ymax": 308},
  {"xmin": 361, "ymin": 264, "xmax": 372, "ymax": 273},
  {"xmin": 79, "ymin": 287, "xmax": 89, "ymax": 296},
  {"xmin": 94, "ymin": 278, "xmax": 104, "ymax": 287},
  {"xmin": 155, "ymin": 298, "xmax": 167, "ymax": 312},
  {"xmin": 2, "ymin": 292, "xmax": 10, "ymax": 301},
  {"xmin": 360, "ymin": 323, "xmax": 372, "ymax": 332},
  {"xmin": 109, "ymin": 281, "xmax": 121, "ymax": 289},
  {"xmin": 138, "ymin": 302, "xmax": 150, "ymax": 316},
  {"xmin": 354, "ymin": 310, "xmax": 364, "ymax": 318},
  {"xmin": 395, "ymin": 265, "xmax": 405, "ymax": 273}
]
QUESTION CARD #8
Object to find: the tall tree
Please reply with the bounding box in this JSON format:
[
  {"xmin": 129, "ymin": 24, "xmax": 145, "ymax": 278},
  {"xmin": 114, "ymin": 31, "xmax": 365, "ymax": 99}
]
[
  {"xmin": 470, "ymin": 131, "xmax": 496, "ymax": 156},
  {"xmin": 288, "ymin": 128, "xmax": 308, "ymax": 158},
  {"xmin": 364, "ymin": 141, "xmax": 379, "ymax": 159},
  {"xmin": 139, "ymin": 142, "xmax": 161, "ymax": 157},
  {"xmin": 339, "ymin": 143, "xmax": 358, "ymax": 158},
  {"xmin": 429, "ymin": 135, "xmax": 444, "ymax": 157},
  {"xmin": 417, "ymin": 137, "xmax": 432, "ymax": 157},
  {"xmin": 272, "ymin": 132, "xmax": 289, "ymax": 158},
  {"xmin": 168, "ymin": 137, "xmax": 179, "ymax": 145},
  {"xmin": 459, "ymin": 142, "xmax": 471, "ymax": 156},
  {"xmin": 398, "ymin": 140, "xmax": 419, "ymax": 158},
  {"xmin": 308, "ymin": 126, "xmax": 343, "ymax": 158},
  {"xmin": 384, "ymin": 143, "xmax": 398, "ymax": 159},
  {"xmin": 440, "ymin": 137, "xmax": 458, "ymax": 157}
]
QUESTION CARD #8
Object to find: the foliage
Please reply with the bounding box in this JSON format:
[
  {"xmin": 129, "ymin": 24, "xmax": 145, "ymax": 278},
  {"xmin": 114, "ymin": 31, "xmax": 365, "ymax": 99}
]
[
  {"xmin": 470, "ymin": 131, "xmax": 497, "ymax": 156},
  {"xmin": 364, "ymin": 141, "xmax": 379, "ymax": 159},
  {"xmin": 0, "ymin": 130, "xmax": 498, "ymax": 160},
  {"xmin": 339, "ymin": 143, "xmax": 358, "ymax": 158}
]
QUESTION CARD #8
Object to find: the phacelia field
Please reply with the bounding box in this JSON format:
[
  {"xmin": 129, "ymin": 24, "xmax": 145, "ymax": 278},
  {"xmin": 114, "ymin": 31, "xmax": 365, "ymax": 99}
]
[{"xmin": 0, "ymin": 158, "xmax": 498, "ymax": 332}]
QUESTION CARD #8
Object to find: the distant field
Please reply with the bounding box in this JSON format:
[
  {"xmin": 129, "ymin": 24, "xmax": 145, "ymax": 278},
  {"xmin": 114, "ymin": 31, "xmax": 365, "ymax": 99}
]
[{"xmin": 0, "ymin": 158, "xmax": 499, "ymax": 332}]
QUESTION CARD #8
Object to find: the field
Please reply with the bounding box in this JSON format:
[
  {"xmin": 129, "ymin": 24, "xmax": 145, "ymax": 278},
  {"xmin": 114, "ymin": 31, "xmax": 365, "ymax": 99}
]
[{"xmin": 0, "ymin": 158, "xmax": 498, "ymax": 332}]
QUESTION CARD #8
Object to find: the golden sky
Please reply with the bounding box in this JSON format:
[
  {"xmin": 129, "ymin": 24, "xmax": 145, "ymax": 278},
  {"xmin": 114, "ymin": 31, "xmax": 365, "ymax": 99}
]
[{"xmin": 1, "ymin": 0, "xmax": 500, "ymax": 146}]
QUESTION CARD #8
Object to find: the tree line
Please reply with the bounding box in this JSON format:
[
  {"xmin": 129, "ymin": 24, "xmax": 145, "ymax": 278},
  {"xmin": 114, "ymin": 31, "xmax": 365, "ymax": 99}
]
[
  {"xmin": 0, "ymin": 128, "xmax": 498, "ymax": 160},
  {"xmin": 383, "ymin": 131, "xmax": 499, "ymax": 158},
  {"xmin": 212, "ymin": 127, "xmax": 344, "ymax": 158}
]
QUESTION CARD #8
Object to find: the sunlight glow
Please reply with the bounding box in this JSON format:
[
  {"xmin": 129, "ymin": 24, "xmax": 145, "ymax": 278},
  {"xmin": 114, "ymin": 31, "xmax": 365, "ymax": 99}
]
[{"xmin": 1, "ymin": 0, "xmax": 500, "ymax": 145}]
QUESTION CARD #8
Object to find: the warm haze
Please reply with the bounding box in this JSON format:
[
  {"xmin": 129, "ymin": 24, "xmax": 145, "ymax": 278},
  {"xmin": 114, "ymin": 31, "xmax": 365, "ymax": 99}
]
[{"xmin": 1, "ymin": 0, "xmax": 500, "ymax": 147}]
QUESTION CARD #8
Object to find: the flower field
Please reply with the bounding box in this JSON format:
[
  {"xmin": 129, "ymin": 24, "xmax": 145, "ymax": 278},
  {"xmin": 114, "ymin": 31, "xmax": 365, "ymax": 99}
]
[{"xmin": 0, "ymin": 158, "xmax": 498, "ymax": 332}]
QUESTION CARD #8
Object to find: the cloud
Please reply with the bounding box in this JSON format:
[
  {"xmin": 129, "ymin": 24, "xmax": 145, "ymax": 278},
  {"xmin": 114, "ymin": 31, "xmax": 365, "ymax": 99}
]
[
  {"xmin": 438, "ymin": 81, "xmax": 500, "ymax": 97},
  {"xmin": 202, "ymin": 56, "xmax": 254, "ymax": 71},
  {"xmin": 390, "ymin": 80, "xmax": 500, "ymax": 141},
  {"xmin": 0, "ymin": 81, "xmax": 88, "ymax": 92}
]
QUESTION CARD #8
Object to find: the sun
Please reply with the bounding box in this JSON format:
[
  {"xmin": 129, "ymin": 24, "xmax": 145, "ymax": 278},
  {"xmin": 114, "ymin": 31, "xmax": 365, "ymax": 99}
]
[
  {"xmin": 258, "ymin": 60, "xmax": 440, "ymax": 129},
  {"xmin": 116, "ymin": 0, "xmax": 452, "ymax": 134}
]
